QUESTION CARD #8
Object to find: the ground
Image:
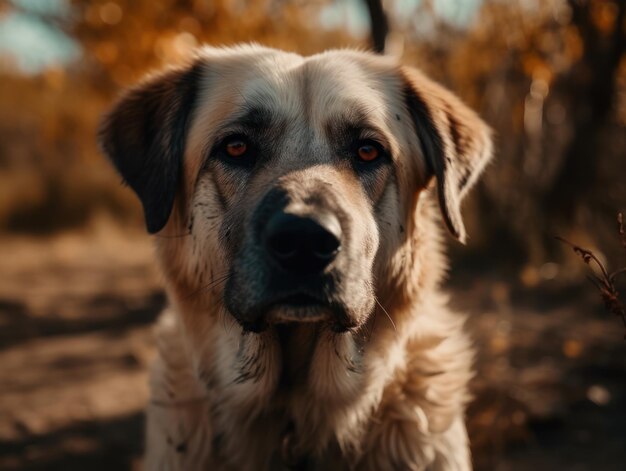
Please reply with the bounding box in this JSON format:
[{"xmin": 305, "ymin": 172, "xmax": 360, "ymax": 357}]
[{"xmin": 0, "ymin": 226, "xmax": 624, "ymax": 470}]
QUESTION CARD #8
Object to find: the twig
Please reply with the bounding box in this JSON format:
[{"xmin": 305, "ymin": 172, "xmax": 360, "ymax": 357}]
[
  {"xmin": 618, "ymin": 212, "xmax": 626, "ymax": 250},
  {"xmin": 556, "ymin": 212, "xmax": 626, "ymax": 338}
]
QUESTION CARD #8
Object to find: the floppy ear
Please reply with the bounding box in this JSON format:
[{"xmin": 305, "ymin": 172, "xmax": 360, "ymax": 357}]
[
  {"xmin": 401, "ymin": 66, "xmax": 493, "ymax": 243},
  {"xmin": 98, "ymin": 61, "xmax": 203, "ymax": 233}
]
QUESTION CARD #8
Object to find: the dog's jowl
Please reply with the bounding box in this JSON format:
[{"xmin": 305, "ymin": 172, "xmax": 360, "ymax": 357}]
[{"xmin": 99, "ymin": 45, "xmax": 492, "ymax": 471}]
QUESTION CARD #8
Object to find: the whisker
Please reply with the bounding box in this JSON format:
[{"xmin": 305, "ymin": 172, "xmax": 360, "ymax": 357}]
[
  {"xmin": 184, "ymin": 273, "xmax": 232, "ymax": 300},
  {"xmin": 374, "ymin": 296, "xmax": 396, "ymax": 333}
]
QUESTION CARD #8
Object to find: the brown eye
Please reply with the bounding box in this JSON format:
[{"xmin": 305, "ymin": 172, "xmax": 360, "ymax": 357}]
[
  {"xmin": 357, "ymin": 144, "xmax": 379, "ymax": 162},
  {"xmin": 225, "ymin": 139, "xmax": 247, "ymax": 157}
]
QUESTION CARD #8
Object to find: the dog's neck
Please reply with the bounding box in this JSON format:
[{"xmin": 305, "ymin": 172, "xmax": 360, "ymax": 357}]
[{"xmin": 275, "ymin": 323, "xmax": 322, "ymax": 388}]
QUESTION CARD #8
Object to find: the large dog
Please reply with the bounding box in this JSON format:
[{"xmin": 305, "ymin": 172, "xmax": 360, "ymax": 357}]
[{"xmin": 99, "ymin": 45, "xmax": 492, "ymax": 470}]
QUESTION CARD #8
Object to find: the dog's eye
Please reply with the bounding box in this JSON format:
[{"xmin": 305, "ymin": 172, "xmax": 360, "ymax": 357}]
[
  {"xmin": 215, "ymin": 134, "xmax": 256, "ymax": 168},
  {"xmin": 356, "ymin": 141, "xmax": 382, "ymax": 163},
  {"xmin": 225, "ymin": 138, "xmax": 248, "ymax": 157}
]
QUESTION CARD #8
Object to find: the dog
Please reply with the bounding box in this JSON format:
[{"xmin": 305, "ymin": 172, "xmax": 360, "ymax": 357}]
[{"xmin": 99, "ymin": 44, "xmax": 492, "ymax": 470}]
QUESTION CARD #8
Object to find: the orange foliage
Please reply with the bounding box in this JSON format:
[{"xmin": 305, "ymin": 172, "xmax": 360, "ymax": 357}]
[{"xmin": 0, "ymin": 0, "xmax": 624, "ymax": 264}]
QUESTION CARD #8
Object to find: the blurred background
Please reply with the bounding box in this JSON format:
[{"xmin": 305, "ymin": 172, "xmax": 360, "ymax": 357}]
[{"xmin": 0, "ymin": 0, "xmax": 624, "ymax": 469}]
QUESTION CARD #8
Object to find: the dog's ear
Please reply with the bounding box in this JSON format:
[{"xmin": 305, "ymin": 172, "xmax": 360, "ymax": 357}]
[
  {"xmin": 98, "ymin": 61, "xmax": 203, "ymax": 233},
  {"xmin": 401, "ymin": 66, "xmax": 493, "ymax": 243}
]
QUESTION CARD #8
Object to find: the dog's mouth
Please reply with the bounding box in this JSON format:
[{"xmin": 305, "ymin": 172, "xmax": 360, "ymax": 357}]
[
  {"xmin": 225, "ymin": 264, "xmax": 363, "ymax": 333},
  {"xmin": 234, "ymin": 290, "xmax": 358, "ymax": 333},
  {"xmin": 265, "ymin": 293, "xmax": 331, "ymax": 324}
]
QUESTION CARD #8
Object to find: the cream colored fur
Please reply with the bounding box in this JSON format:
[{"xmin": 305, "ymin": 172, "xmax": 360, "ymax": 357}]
[
  {"xmin": 147, "ymin": 199, "xmax": 473, "ymax": 471},
  {"xmin": 100, "ymin": 45, "xmax": 492, "ymax": 470}
]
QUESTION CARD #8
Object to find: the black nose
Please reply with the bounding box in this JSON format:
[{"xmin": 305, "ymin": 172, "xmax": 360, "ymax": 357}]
[{"xmin": 263, "ymin": 212, "xmax": 342, "ymax": 274}]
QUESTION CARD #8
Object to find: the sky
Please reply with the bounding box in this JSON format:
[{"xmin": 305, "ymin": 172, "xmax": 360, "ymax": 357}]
[
  {"xmin": 0, "ymin": 0, "xmax": 483, "ymax": 74},
  {"xmin": 0, "ymin": 0, "xmax": 80, "ymax": 72}
]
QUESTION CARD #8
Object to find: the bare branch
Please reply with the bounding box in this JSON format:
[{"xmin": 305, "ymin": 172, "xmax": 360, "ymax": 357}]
[
  {"xmin": 363, "ymin": 0, "xmax": 389, "ymax": 54},
  {"xmin": 556, "ymin": 215, "xmax": 626, "ymax": 338}
]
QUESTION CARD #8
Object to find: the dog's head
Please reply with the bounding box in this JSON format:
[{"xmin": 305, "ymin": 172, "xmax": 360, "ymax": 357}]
[{"xmin": 99, "ymin": 45, "xmax": 491, "ymax": 334}]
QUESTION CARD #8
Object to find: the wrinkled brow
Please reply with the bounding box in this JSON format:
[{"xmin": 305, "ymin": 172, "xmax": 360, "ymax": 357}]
[
  {"xmin": 213, "ymin": 105, "xmax": 291, "ymax": 152},
  {"xmin": 325, "ymin": 107, "xmax": 391, "ymax": 150},
  {"xmin": 222, "ymin": 106, "xmax": 279, "ymax": 132},
  {"xmin": 205, "ymin": 106, "xmax": 286, "ymax": 157}
]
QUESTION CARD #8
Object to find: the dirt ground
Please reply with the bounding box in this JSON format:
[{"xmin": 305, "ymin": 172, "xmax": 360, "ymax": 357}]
[{"xmin": 0, "ymin": 227, "xmax": 624, "ymax": 470}]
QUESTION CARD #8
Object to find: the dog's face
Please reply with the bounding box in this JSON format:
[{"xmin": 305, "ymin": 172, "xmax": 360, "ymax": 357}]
[{"xmin": 99, "ymin": 46, "xmax": 491, "ymax": 335}]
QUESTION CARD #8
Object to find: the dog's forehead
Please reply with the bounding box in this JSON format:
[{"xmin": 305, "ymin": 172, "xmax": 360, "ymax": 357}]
[
  {"xmin": 302, "ymin": 51, "xmax": 398, "ymax": 121},
  {"xmin": 201, "ymin": 47, "xmax": 398, "ymax": 125}
]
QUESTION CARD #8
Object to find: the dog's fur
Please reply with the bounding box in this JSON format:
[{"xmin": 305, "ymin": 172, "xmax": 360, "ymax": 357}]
[{"xmin": 99, "ymin": 45, "xmax": 492, "ymax": 470}]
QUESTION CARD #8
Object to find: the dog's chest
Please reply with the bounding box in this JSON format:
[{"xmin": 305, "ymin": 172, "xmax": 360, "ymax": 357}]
[{"xmin": 213, "ymin": 323, "xmax": 361, "ymax": 469}]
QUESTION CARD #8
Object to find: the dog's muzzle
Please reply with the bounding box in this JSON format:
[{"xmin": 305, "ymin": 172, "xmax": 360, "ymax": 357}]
[{"xmin": 225, "ymin": 186, "xmax": 355, "ymax": 332}]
